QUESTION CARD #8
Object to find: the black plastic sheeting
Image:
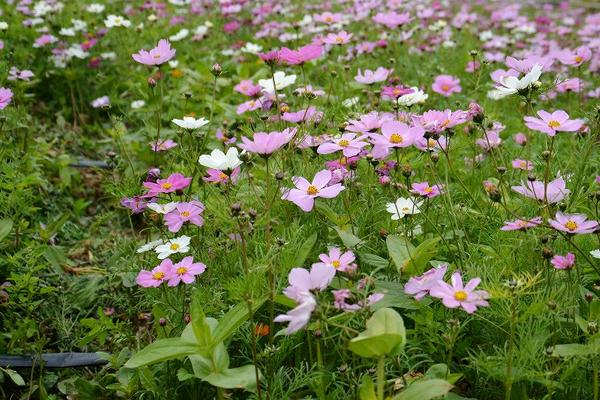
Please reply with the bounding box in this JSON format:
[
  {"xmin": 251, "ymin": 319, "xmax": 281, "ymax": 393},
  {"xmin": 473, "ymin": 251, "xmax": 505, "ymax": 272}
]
[{"xmin": 0, "ymin": 353, "xmax": 108, "ymax": 368}]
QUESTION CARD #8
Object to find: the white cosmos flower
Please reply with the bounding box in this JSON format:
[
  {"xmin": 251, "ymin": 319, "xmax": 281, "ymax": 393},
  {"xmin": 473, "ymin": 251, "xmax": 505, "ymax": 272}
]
[
  {"xmin": 198, "ymin": 148, "xmax": 243, "ymax": 171},
  {"xmin": 172, "ymin": 116, "xmax": 209, "ymax": 130},
  {"xmin": 154, "ymin": 235, "xmax": 191, "ymax": 259},
  {"xmin": 386, "ymin": 197, "xmax": 423, "ymax": 220},
  {"xmin": 487, "ymin": 64, "xmax": 542, "ymax": 100},
  {"xmin": 169, "ymin": 29, "xmax": 189, "ymax": 42},
  {"xmin": 131, "ymin": 100, "xmax": 145, "ymax": 109},
  {"xmin": 396, "ymin": 87, "xmax": 428, "ymax": 106},
  {"xmin": 258, "ymin": 71, "xmax": 297, "ymax": 93},
  {"xmin": 147, "ymin": 202, "xmax": 178, "ymax": 214},
  {"xmin": 105, "ymin": 15, "xmax": 131, "ymax": 28},
  {"xmin": 59, "ymin": 28, "xmax": 75, "ymax": 36},
  {"xmin": 591, "ymin": 249, "xmax": 600, "ymax": 259},
  {"xmin": 343, "ymin": 97, "xmax": 360, "ymax": 107},
  {"xmin": 86, "ymin": 3, "xmax": 105, "ymax": 13},
  {"xmin": 137, "ymin": 239, "xmax": 164, "ymax": 253},
  {"xmin": 241, "ymin": 42, "xmax": 263, "ymax": 54}
]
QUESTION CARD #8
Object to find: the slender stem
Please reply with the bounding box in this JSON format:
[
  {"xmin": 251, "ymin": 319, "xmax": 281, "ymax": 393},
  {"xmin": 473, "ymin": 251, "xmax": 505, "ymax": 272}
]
[
  {"xmin": 377, "ymin": 355, "xmax": 385, "ymax": 400},
  {"xmin": 505, "ymin": 293, "xmax": 517, "ymax": 400}
]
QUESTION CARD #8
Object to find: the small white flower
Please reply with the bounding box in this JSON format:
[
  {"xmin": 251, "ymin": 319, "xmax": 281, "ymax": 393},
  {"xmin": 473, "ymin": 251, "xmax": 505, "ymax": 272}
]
[
  {"xmin": 194, "ymin": 25, "xmax": 208, "ymax": 37},
  {"xmin": 131, "ymin": 100, "xmax": 146, "ymax": 109},
  {"xmin": 0, "ymin": 22, "xmax": 8, "ymax": 31},
  {"xmin": 86, "ymin": 3, "xmax": 105, "ymax": 13},
  {"xmin": 488, "ymin": 64, "xmax": 542, "ymax": 100},
  {"xmin": 396, "ymin": 87, "xmax": 428, "ymax": 106},
  {"xmin": 169, "ymin": 29, "xmax": 189, "ymax": 42},
  {"xmin": 386, "ymin": 197, "xmax": 423, "ymax": 220},
  {"xmin": 137, "ymin": 239, "xmax": 164, "ymax": 253},
  {"xmin": 258, "ymin": 71, "xmax": 297, "ymax": 93},
  {"xmin": 198, "ymin": 148, "xmax": 243, "ymax": 171},
  {"xmin": 101, "ymin": 52, "xmax": 117, "ymax": 60},
  {"xmin": 172, "ymin": 116, "xmax": 209, "ymax": 130},
  {"xmin": 343, "ymin": 97, "xmax": 359, "ymax": 108},
  {"xmin": 479, "ymin": 30, "xmax": 493, "ymax": 41},
  {"xmin": 154, "ymin": 235, "xmax": 191, "ymax": 259},
  {"xmin": 59, "ymin": 27, "xmax": 75, "ymax": 36},
  {"xmin": 168, "ymin": 60, "xmax": 179, "ymax": 68},
  {"xmin": 148, "ymin": 14, "xmax": 158, "ymax": 22},
  {"xmin": 241, "ymin": 42, "xmax": 263, "ymax": 54},
  {"xmin": 72, "ymin": 19, "xmax": 87, "ymax": 31},
  {"xmin": 147, "ymin": 202, "xmax": 178, "ymax": 215},
  {"xmin": 591, "ymin": 249, "xmax": 600, "ymax": 259},
  {"xmin": 105, "ymin": 15, "xmax": 131, "ymax": 28}
]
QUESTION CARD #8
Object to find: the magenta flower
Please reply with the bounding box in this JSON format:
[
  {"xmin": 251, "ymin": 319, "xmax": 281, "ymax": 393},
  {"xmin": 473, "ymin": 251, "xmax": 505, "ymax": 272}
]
[
  {"xmin": 312, "ymin": 247, "xmax": 356, "ymax": 273},
  {"xmin": 411, "ymin": 182, "xmax": 444, "ymax": 198},
  {"xmin": 238, "ymin": 127, "xmax": 296, "ymax": 155},
  {"xmin": 514, "ymin": 133, "xmax": 527, "ymax": 145},
  {"xmin": 317, "ymin": 133, "xmax": 369, "ymax": 157},
  {"xmin": 476, "ymin": 131, "xmax": 502, "ymax": 151},
  {"xmin": 511, "ymin": 176, "xmax": 569, "ymax": 204},
  {"xmin": 346, "ymin": 111, "xmax": 394, "ymax": 134},
  {"xmin": 136, "ymin": 259, "xmax": 173, "ymax": 288},
  {"xmin": 167, "ymin": 256, "xmax": 206, "ymax": 286},
  {"xmin": 500, "ymin": 217, "xmax": 542, "ymax": 231},
  {"xmin": 548, "ymin": 212, "xmax": 599, "ymax": 234},
  {"xmin": 121, "ymin": 196, "xmax": 150, "ymax": 214},
  {"xmin": 322, "ymin": 31, "xmax": 353, "ymax": 45},
  {"xmin": 0, "ymin": 87, "xmax": 13, "ymax": 109},
  {"xmin": 91, "ymin": 96, "xmax": 110, "ymax": 109},
  {"xmin": 257, "ymin": 50, "xmax": 280, "ymax": 66},
  {"xmin": 381, "ymin": 85, "xmax": 414, "ymax": 100},
  {"xmin": 432, "ymin": 75, "xmax": 461, "ymax": 97},
  {"xmin": 551, "ymin": 253, "xmax": 575, "ymax": 270},
  {"xmin": 164, "ymin": 201, "xmax": 205, "ymax": 232},
  {"xmin": 354, "ymin": 67, "xmax": 391, "ymax": 84},
  {"xmin": 413, "ymin": 109, "xmax": 468, "ymax": 133},
  {"xmin": 558, "ymin": 46, "xmax": 592, "ymax": 67},
  {"xmin": 430, "ymin": 272, "xmax": 490, "ymax": 314},
  {"xmin": 281, "ymin": 106, "xmax": 323, "ymax": 123},
  {"xmin": 143, "ymin": 173, "xmax": 192, "ymax": 196},
  {"xmin": 281, "ymin": 169, "xmax": 345, "ymax": 212},
  {"xmin": 234, "ymin": 79, "xmax": 262, "ymax": 97},
  {"xmin": 150, "ymin": 139, "xmax": 178, "ymax": 152},
  {"xmin": 203, "ymin": 167, "xmax": 240, "ymax": 185},
  {"xmin": 524, "ymin": 110, "xmax": 584, "ymax": 137},
  {"xmin": 370, "ymin": 121, "xmax": 424, "ymax": 158},
  {"xmin": 279, "ymin": 44, "xmax": 323, "ymax": 65},
  {"xmin": 132, "ymin": 39, "xmax": 176, "ymax": 66},
  {"xmin": 511, "ymin": 159, "xmax": 533, "ymax": 171},
  {"xmin": 404, "ymin": 264, "xmax": 448, "ymax": 300}
]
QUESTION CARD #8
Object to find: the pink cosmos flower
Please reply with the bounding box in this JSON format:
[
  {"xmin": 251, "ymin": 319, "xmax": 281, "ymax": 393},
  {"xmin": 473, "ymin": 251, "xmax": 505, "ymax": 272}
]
[
  {"xmin": 0, "ymin": 87, "xmax": 13, "ymax": 109},
  {"xmin": 203, "ymin": 167, "xmax": 240, "ymax": 185},
  {"xmin": 317, "ymin": 133, "xmax": 369, "ymax": 157},
  {"xmin": 465, "ymin": 60, "xmax": 480, "ymax": 72},
  {"xmin": 281, "ymin": 106, "xmax": 323, "ymax": 123},
  {"xmin": 413, "ymin": 110, "xmax": 468, "ymax": 133},
  {"xmin": 279, "ymin": 44, "xmax": 323, "ymax": 65},
  {"xmin": 354, "ymin": 67, "xmax": 391, "ymax": 84},
  {"xmin": 234, "ymin": 79, "xmax": 262, "ymax": 97},
  {"xmin": 121, "ymin": 196, "xmax": 150, "ymax": 214},
  {"xmin": 370, "ymin": 121, "xmax": 424, "ymax": 158},
  {"xmin": 150, "ymin": 139, "xmax": 178, "ymax": 152},
  {"xmin": 314, "ymin": 12, "xmax": 343, "ymax": 25},
  {"xmin": 404, "ymin": 264, "xmax": 448, "ymax": 300},
  {"xmin": 511, "ymin": 159, "xmax": 533, "ymax": 171},
  {"xmin": 432, "ymin": 75, "xmax": 461, "ymax": 97},
  {"xmin": 33, "ymin": 34, "xmax": 57, "ymax": 48},
  {"xmin": 556, "ymin": 78, "xmax": 582, "ymax": 93},
  {"xmin": 500, "ymin": 217, "xmax": 542, "ymax": 231},
  {"xmin": 373, "ymin": 11, "xmax": 411, "ymax": 28},
  {"xmin": 238, "ymin": 127, "xmax": 296, "ymax": 155},
  {"xmin": 381, "ymin": 85, "xmax": 414, "ymax": 100},
  {"xmin": 514, "ymin": 133, "xmax": 527, "ymax": 145},
  {"xmin": 132, "ymin": 39, "xmax": 176, "ymax": 66},
  {"xmin": 323, "ymin": 31, "xmax": 353, "ymax": 45},
  {"xmin": 411, "ymin": 182, "xmax": 444, "ymax": 198},
  {"xmin": 511, "ymin": 176, "xmax": 569, "ymax": 203},
  {"xmin": 136, "ymin": 259, "xmax": 173, "ymax": 288},
  {"xmin": 91, "ymin": 96, "xmax": 110, "ymax": 108},
  {"xmin": 274, "ymin": 296, "xmax": 316, "ymax": 334},
  {"xmin": 551, "ymin": 253, "xmax": 575, "ymax": 270},
  {"xmin": 312, "ymin": 247, "xmax": 356, "ymax": 273},
  {"xmin": 333, "ymin": 289, "xmax": 383, "ymax": 312},
  {"xmin": 8, "ymin": 67, "xmax": 34, "ymax": 81},
  {"xmin": 548, "ymin": 212, "xmax": 599, "ymax": 234},
  {"xmin": 415, "ymin": 135, "xmax": 448, "ymax": 152},
  {"xmin": 505, "ymin": 55, "xmax": 553, "ymax": 73},
  {"xmin": 558, "ymin": 46, "xmax": 592, "ymax": 67},
  {"xmin": 164, "ymin": 201, "xmax": 205, "ymax": 232},
  {"xmin": 143, "ymin": 173, "xmax": 192, "ymax": 196},
  {"xmin": 281, "ymin": 169, "xmax": 345, "ymax": 212},
  {"xmin": 430, "ymin": 272, "xmax": 490, "ymax": 314},
  {"xmin": 523, "ymin": 110, "xmax": 584, "ymax": 136},
  {"xmin": 476, "ymin": 131, "xmax": 502, "ymax": 151},
  {"xmin": 257, "ymin": 50, "xmax": 281, "ymax": 66},
  {"xmin": 346, "ymin": 112, "xmax": 394, "ymax": 134},
  {"xmin": 167, "ymin": 256, "xmax": 206, "ymax": 286}
]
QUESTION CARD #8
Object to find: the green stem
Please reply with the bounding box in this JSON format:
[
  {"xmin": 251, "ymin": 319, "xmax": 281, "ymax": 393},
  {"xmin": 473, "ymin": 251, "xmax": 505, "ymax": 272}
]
[{"xmin": 377, "ymin": 355, "xmax": 385, "ymax": 400}]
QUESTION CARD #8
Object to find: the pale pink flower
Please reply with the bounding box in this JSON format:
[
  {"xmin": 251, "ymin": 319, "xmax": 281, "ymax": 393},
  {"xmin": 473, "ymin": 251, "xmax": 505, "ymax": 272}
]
[{"xmin": 281, "ymin": 170, "xmax": 344, "ymax": 212}]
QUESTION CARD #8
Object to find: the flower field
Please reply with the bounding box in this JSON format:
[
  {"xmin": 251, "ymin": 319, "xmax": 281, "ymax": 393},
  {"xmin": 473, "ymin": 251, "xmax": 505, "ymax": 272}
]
[{"xmin": 1, "ymin": 0, "xmax": 600, "ymax": 399}]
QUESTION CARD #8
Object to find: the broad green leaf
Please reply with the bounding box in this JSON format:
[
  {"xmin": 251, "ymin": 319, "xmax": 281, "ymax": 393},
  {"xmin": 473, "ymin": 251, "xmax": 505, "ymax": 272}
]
[
  {"xmin": 293, "ymin": 232, "xmax": 318, "ymax": 267},
  {"xmin": 386, "ymin": 235, "xmax": 414, "ymax": 272},
  {"xmin": 212, "ymin": 298, "xmax": 266, "ymax": 345},
  {"xmin": 348, "ymin": 308, "xmax": 406, "ymax": 358},
  {"xmin": 203, "ymin": 365, "xmax": 260, "ymax": 393},
  {"xmin": 358, "ymin": 375, "xmax": 377, "ymax": 400},
  {"xmin": 393, "ymin": 379, "xmax": 453, "ymax": 400},
  {"xmin": 403, "ymin": 238, "xmax": 441, "ymax": 276},
  {"xmin": 424, "ymin": 364, "xmax": 462, "ymax": 385},
  {"xmin": 553, "ymin": 343, "xmax": 600, "ymax": 357},
  {"xmin": 3, "ymin": 368, "xmax": 25, "ymax": 386},
  {"xmin": 191, "ymin": 294, "xmax": 212, "ymax": 347},
  {"xmin": 124, "ymin": 338, "xmax": 201, "ymax": 368},
  {"xmin": 0, "ymin": 219, "xmax": 13, "ymax": 242},
  {"xmin": 335, "ymin": 226, "xmax": 362, "ymax": 248},
  {"xmin": 315, "ymin": 202, "xmax": 340, "ymax": 225},
  {"xmin": 359, "ymin": 253, "xmax": 389, "ymax": 269}
]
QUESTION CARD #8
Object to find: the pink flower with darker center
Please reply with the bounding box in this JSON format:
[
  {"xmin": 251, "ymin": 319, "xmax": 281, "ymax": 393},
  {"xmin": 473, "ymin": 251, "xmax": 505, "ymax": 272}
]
[
  {"xmin": 413, "ymin": 109, "xmax": 468, "ymax": 133},
  {"xmin": 164, "ymin": 201, "xmax": 205, "ymax": 232},
  {"xmin": 281, "ymin": 169, "xmax": 345, "ymax": 212},
  {"xmin": 132, "ymin": 39, "xmax": 176, "ymax": 66},
  {"xmin": 432, "ymin": 75, "xmax": 461, "ymax": 97},
  {"xmin": 381, "ymin": 85, "xmax": 414, "ymax": 100},
  {"xmin": 354, "ymin": 67, "xmax": 392, "ymax": 84},
  {"xmin": 234, "ymin": 79, "xmax": 262, "ymax": 97},
  {"xmin": 430, "ymin": 272, "xmax": 490, "ymax": 314},
  {"xmin": 143, "ymin": 173, "xmax": 192, "ymax": 196},
  {"xmin": 0, "ymin": 87, "xmax": 13, "ymax": 109},
  {"xmin": 370, "ymin": 120, "xmax": 424, "ymax": 158},
  {"xmin": 167, "ymin": 256, "xmax": 206, "ymax": 286},
  {"xmin": 203, "ymin": 167, "xmax": 240, "ymax": 185},
  {"xmin": 548, "ymin": 212, "xmax": 599, "ymax": 234},
  {"xmin": 500, "ymin": 217, "xmax": 542, "ymax": 231},
  {"xmin": 411, "ymin": 181, "xmax": 444, "ymax": 198},
  {"xmin": 511, "ymin": 159, "xmax": 533, "ymax": 171},
  {"xmin": 136, "ymin": 259, "xmax": 173, "ymax": 288},
  {"xmin": 238, "ymin": 127, "xmax": 296, "ymax": 155},
  {"xmin": 551, "ymin": 253, "xmax": 575, "ymax": 270},
  {"xmin": 317, "ymin": 133, "xmax": 369, "ymax": 157},
  {"xmin": 150, "ymin": 139, "xmax": 178, "ymax": 152},
  {"xmin": 524, "ymin": 110, "xmax": 584, "ymax": 137},
  {"xmin": 323, "ymin": 31, "xmax": 353, "ymax": 45},
  {"xmin": 312, "ymin": 247, "xmax": 356, "ymax": 273},
  {"xmin": 279, "ymin": 44, "xmax": 323, "ymax": 65},
  {"xmin": 558, "ymin": 46, "xmax": 592, "ymax": 67},
  {"xmin": 405, "ymin": 264, "xmax": 448, "ymax": 300}
]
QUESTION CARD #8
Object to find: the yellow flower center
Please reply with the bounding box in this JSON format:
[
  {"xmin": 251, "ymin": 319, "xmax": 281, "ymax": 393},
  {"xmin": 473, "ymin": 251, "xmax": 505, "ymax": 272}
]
[
  {"xmin": 575, "ymin": 55, "xmax": 583, "ymax": 63},
  {"xmin": 454, "ymin": 291, "xmax": 468, "ymax": 301},
  {"xmin": 336, "ymin": 37, "xmax": 344, "ymax": 43},
  {"xmin": 517, "ymin": 220, "xmax": 528, "ymax": 227},
  {"xmin": 424, "ymin": 187, "xmax": 433, "ymax": 193},
  {"xmin": 564, "ymin": 220, "xmax": 578, "ymax": 231},
  {"xmin": 339, "ymin": 157, "xmax": 347, "ymax": 165},
  {"xmin": 441, "ymin": 84, "xmax": 450, "ymax": 92},
  {"xmin": 548, "ymin": 120, "xmax": 561, "ymax": 128},
  {"xmin": 180, "ymin": 211, "xmax": 190, "ymax": 217},
  {"xmin": 307, "ymin": 185, "xmax": 319, "ymax": 195},
  {"xmin": 170, "ymin": 243, "xmax": 180, "ymax": 251},
  {"xmin": 390, "ymin": 133, "xmax": 403, "ymax": 144},
  {"xmin": 152, "ymin": 271, "xmax": 165, "ymax": 280},
  {"xmin": 428, "ymin": 138, "xmax": 437, "ymax": 148},
  {"xmin": 176, "ymin": 267, "xmax": 187, "ymax": 275},
  {"xmin": 219, "ymin": 172, "xmax": 228, "ymax": 180},
  {"xmin": 153, "ymin": 54, "xmax": 161, "ymax": 59},
  {"xmin": 519, "ymin": 161, "xmax": 527, "ymax": 168},
  {"xmin": 161, "ymin": 182, "xmax": 173, "ymax": 190},
  {"xmin": 332, "ymin": 260, "xmax": 341, "ymax": 268},
  {"xmin": 338, "ymin": 139, "xmax": 350, "ymax": 147},
  {"xmin": 325, "ymin": 17, "xmax": 333, "ymax": 22},
  {"xmin": 393, "ymin": 88, "xmax": 402, "ymax": 96}
]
